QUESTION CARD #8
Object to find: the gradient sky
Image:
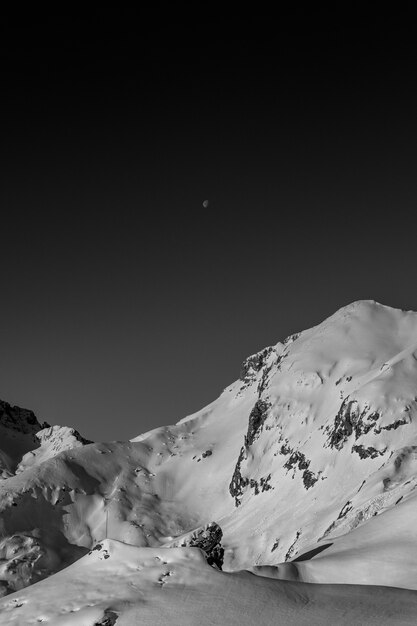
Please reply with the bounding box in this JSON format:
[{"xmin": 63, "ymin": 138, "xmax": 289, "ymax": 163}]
[{"xmin": 1, "ymin": 18, "xmax": 417, "ymax": 441}]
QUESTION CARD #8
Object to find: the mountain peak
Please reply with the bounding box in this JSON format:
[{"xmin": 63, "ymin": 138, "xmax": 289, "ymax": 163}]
[
  {"xmin": 1, "ymin": 301, "xmax": 417, "ymax": 623},
  {"xmin": 0, "ymin": 399, "xmax": 43, "ymax": 435}
]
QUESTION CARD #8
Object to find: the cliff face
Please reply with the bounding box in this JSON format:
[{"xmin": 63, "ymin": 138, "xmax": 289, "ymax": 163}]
[
  {"xmin": 1, "ymin": 300, "xmax": 417, "ymax": 604},
  {"xmin": 0, "ymin": 400, "xmax": 41, "ymax": 435},
  {"xmin": 0, "ymin": 400, "xmax": 45, "ymax": 478}
]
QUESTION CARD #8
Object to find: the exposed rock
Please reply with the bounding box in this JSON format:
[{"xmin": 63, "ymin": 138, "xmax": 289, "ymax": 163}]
[
  {"xmin": 229, "ymin": 400, "xmax": 271, "ymax": 505},
  {"xmin": 248, "ymin": 474, "xmax": 273, "ymax": 495},
  {"xmin": 0, "ymin": 400, "xmax": 49, "ymax": 477},
  {"xmin": 302, "ymin": 469, "xmax": 319, "ymax": 489},
  {"xmin": 337, "ymin": 501, "xmax": 353, "ymax": 520},
  {"xmin": 326, "ymin": 399, "xmax": 380, "ymax": 450},
  {"xmin": 239, "ymin": 347, "xmax": 276, "ymax": 384},
  {"xmin": 257, "ymin": 365, "xmax": 274, "ymax": 396},
  {"xmin": 245, "ymin": 400, "xmax": 271, "ymax": 447},
  {"xmin": 283, "ymin": 332, "xmax": 300, "ymax": 346},
  {"xmin": 172, "ymin": 522, "xmax": 224, "ymax": 570},
  {"xmin": 280, "ymin": 443, "xmax": 292, "ymax": 455},
  {"xmin": 284, "ymin": 451, "xmax": 310, "ymax": 472},
  {"xmin": 318, "ymin": 501, "xmax": 354, "ymax": 541},
  {"xmin": 260, "ymin": 474, "xmax": 272, "ymax": 492},
  {"xmin": 271, "ymin": 539, "xmax": 280, "ymax": 552},
  {"xmin": 352, "ymin": 445, "xmax": 386, "ymax": 459},
  {"xmin": 285, "ymin": 530, "xmax": 301, "ymax": 561},
  {"xmin": 229, "ymin": 447, "xmax": 247, "ymax": 505},
  {"xmin": 383, "ymin": 477, "xmax": 392, "ymax": 491},
  {"xmin": 0, "ymin": 400, "xmax": 44, "ymax": 435},
  {"xmin": 283, "ymin": 448, "xmax": 319, "ymax": 490},
  {"xmin": 94, "ymin": 609, "xmax": 118, "ymax": 625},
  {"xmin": 375, "ymin": 418, "xmax": 409, "ymax": 433}
]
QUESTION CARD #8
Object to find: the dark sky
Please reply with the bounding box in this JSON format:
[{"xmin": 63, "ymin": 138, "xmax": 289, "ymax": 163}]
[{"xmin": 1, "ymin": 16, "xmax": 417, "ymax": 441}]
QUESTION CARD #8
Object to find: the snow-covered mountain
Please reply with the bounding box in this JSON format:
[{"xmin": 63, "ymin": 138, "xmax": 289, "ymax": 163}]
[
  {"xmin": 1, "ymin": 300, "xmax": 417, "ymax": 624},
  {"xmin": 0, "ymin": 400, "xmax": 46, "ymax": 479}
]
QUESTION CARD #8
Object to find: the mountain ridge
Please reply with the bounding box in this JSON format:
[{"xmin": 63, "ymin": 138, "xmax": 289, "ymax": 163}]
[{"xmin": 1, "ymin": 299, "xmax": 417, "ymax": 623}]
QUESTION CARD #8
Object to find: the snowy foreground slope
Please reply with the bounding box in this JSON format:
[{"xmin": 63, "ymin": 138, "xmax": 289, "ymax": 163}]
[{"xmin": 1, "ymin": 300, "xmax": 417, "ymax": 624}]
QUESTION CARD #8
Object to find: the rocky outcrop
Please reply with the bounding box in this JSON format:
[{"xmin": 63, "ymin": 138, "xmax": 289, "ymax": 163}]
[
  {"xmin": 230, "ymin": 400, "xmax": 271, "ymax": 505},
  {"xmin": 249, "ymin": 474, "xmax": 273, "ymax": 495},
  {"xmin": 229, "ymin": 448, "xmax": 247, "ymax": 505},
  {"xmin": 375, "ymin": 418, "xmax": 409, "ymax": 433},
  {"xmin": 302, "ymin": 469, "xmax": 319, "ymax": 489},
  {"xmin": 0, "ymin": 400, "xmax": 50, "ymax": 478},
  {"xmin": 271, "ymin": 539, "xmax": 280, "ymax": 552},
  {"xmin": 284, "ymin": 451, "xmax": 310, "ymax": 472},
  {"xmin": 285, "ymin": 530, "xmax": 301, "ymax": 561},
  {"xmin": 239, "ymin": 348, "xmax": 276, "ymax": 385},
  {"xmin": 0, "ymin": 400, "xmax": 45, "ymax": 435},
  {"xmin": 245, "ymin": 400, "xmax": 271, "ymax": 447},
  {"xmin": 325, "ymin": 399, "xmax": 380, "ymax": 450},
  {"xmin": 171, "ymin": 522, "xmax": 224, "ymax": 570},
  {"xmin": 352, "ymin": 444, "xmax": 386, "ymax": 459},
  {"xmin": 281, "ymin": 447, "xmax": 319, "ymax": 490}
]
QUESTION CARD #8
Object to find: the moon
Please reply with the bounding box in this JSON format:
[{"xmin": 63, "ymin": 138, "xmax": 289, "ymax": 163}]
[{"xmin": 202, "ymin": 200, "xmax": 209, "ymax": 208}]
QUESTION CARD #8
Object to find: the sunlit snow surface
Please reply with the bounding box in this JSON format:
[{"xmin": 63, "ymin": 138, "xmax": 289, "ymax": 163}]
[
  {"xmin": 2, "ymin": 300, "xmax": 417, "ymax": 624},
  {"xmin": 2, "ymin": 539, "xmax": 417, "ymax": 625}
]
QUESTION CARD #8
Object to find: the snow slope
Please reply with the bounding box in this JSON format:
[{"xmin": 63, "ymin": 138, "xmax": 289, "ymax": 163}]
[
  {"xmin": 1, "ymin": 300, "xmax": 417, "ymax": 623},
  {"xmin": 1, "ymin": 539, "xmax": 417, "ymax": 626}
]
